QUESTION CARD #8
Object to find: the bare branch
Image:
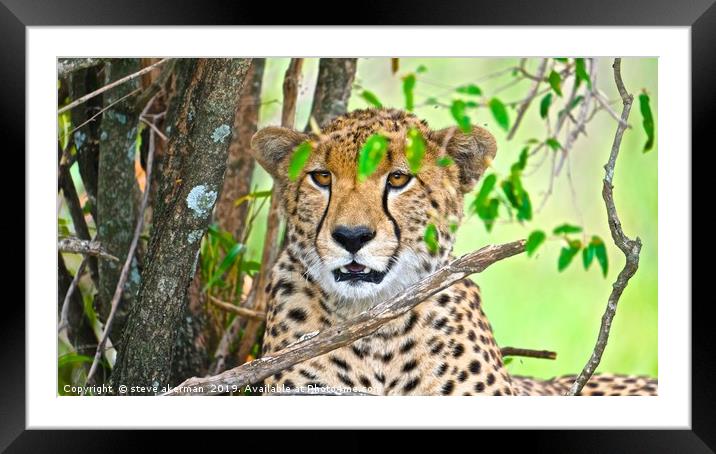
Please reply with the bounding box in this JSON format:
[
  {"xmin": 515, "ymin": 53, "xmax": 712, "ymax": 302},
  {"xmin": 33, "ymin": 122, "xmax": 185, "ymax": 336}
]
[
  {"xmin": 58, "ymin": 59, "xmax": 169, "ymax": 114},
  {"xmin": 208, "ymin": 295, "xmax": 266, "ymax": 321},
  {"xmin": 164, "ymin": 240, "xmax": 525, "ymax": 396},
  {"xmin": 500, "ymin": 347, "xmax": 557, "ymax": 360},
  {"xmin": 58, "ymin": 257, "xmax": 88, "ymax": 336},
  {"xmin": 507, "ymin": 58, "xmax": 548, "ymax": 140},
  {"xmin": 58, "ymin": 237, "xmax": 119, "ymax": 262},
  {"xmin": 566, "ymin": 58, "xmax": 642, "ymax": 396}
]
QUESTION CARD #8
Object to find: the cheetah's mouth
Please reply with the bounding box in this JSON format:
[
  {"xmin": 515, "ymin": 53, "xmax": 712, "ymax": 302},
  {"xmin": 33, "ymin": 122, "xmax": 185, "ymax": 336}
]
[{"xmin": 332, "ymin": 261, "xmax": 387, "ymax": 284}]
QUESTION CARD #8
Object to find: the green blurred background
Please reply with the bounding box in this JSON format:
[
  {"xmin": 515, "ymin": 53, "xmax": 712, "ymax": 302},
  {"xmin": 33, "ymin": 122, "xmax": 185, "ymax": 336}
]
[{"xmin": 247, "ymin": 57, "xmax": 657, "ymax": 379}]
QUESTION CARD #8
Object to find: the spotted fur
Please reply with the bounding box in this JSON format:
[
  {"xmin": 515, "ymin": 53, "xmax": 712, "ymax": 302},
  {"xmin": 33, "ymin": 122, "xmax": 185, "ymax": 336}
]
[{"xmin": 250, "ymin": 108, "xmax": 657, "ymax": 396}]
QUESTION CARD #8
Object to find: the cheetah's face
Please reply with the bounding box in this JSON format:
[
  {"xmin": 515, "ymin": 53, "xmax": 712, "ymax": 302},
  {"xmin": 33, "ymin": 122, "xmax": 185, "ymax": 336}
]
[{"xmin": 252, "ymin": 109, "xmax": 496, "ymax": 308}]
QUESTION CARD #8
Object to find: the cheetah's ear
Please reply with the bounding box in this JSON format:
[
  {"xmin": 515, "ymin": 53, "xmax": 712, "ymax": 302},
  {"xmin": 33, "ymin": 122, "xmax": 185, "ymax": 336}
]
[
  {"xmin": 251, "ymin": 126, "xmax": 310, "ymax": 181},
  {"xmin": 433, "ymin": 125, "xmax": 497, "ymax": 193}
]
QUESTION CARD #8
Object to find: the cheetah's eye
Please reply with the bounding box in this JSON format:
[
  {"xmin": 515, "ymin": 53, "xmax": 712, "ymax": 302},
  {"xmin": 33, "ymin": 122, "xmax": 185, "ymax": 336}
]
[
  {"xmin": 387, "ymin": 172, "xmax": 411, "ymax": 189},
  {"xmin": 310, "ymin": 171, "xmax": 332, "ymax": 188}
]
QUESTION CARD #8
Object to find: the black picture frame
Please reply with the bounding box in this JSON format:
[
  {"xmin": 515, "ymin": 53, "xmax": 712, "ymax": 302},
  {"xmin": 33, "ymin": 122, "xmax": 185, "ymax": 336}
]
[{"xmin": 5, "ymin": 0, "xmax": 710, "ymax": 450}]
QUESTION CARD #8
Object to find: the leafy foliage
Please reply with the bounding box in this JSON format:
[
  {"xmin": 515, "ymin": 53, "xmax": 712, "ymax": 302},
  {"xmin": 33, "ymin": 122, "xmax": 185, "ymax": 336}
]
[
  {"xmin": 357, "ymin": 134, "xmax": 389, "ymax": 182},
  {"xmin": 288, "ymin": 141, "xmax": 312, "ymax": 181},
  {"xmin": 423, "ymin": 223, "xmax": 439, "ymax": 254},
  {"xmin": 639, "ymin": 91, "xmax": 655, "ymax": 152},
  {"xmin": 405, "ymin": 128, "xmax": 426, "ymax": 173},
  {"xmin": 489, "ymin": 98, "xmax": 510, "ymax": 131}
]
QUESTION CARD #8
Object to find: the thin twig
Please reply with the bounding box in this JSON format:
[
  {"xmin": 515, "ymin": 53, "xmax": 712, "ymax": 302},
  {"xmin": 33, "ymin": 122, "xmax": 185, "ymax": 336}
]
[
  {"xmin": 58, "ymin": 237, "xmax": 119, "ymax": 262},
  {"xmin": 566, "ymin": 58, "xmax": 642, "ymax": 396},
  {"xmin": 58, "ymin": 59, "xmax": 168, "ymax": 114},
  {"xmin": 208, "ymin": 295, "xmax": 266, "ymax": 320},
  {"xmin": 500, "ymin": 346, "xmax": 557, "ymax": 360},
  {"xmin": 507, "ymin": 58, "xmax": 548, "ymax": 140},
  {"xmin": 164, "ymin": 240, "xmax": 526, "ymax": 395},
  {"xmin": 85, "ymin": 109, "xmax": 157, "ymax": 384},
  {"xmin": 61, "ymin": 87, "xmax": 142, "ymax": 143},
  {"xmin": 233, "ymin": 58, "xmax": 303, "ymax": 365},
  {"xmin": 58, "ymin": 257, "xmax": 88, "ymax": 334}
]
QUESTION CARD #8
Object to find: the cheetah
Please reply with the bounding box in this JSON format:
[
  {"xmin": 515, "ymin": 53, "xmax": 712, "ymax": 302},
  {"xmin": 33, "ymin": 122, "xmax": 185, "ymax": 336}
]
[{"xmin": 250, "ymin": 108, "xmax": 657, "ymax": 396}]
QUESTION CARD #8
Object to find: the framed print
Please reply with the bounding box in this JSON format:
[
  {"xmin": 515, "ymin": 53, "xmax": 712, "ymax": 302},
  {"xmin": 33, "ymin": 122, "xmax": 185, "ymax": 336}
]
[{"xmin": 6, "ymin": 0, "xmax": 712, "ymax": 450}]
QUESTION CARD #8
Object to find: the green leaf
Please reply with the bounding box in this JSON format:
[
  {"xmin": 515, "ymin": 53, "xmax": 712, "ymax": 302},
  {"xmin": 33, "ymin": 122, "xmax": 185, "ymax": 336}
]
[
  {"xmin": 478, "ymin": 198, "xmax": 500, "ymax": 232},
  {"xmin": 360, "ymin": 90, "xmax": 383, "ymax": 108},
  {"xmin": 548, "ymin": 70, "xmax": 563, "ymax": 97},
  {"xmin": 488, "ymin": 98, "xmax": 510, "ymax": 131},
  {"xmin": 357, "ymin": 134, "xmax": 389, "ymax": 182},
  {"xmin": 405, "ymin": 128, "xmax": 426, "ymax": 173},
  {"xmin": 241, "ymin": 260, "xmax": 261, "ymax": 274},
  {"xmin": 425, "ymin": 97, "xmax": 439, "ymax": 105},
  {"xmin": 558, "ymin": 240, "xmax": 582, "ymax": 271},
  {"xmin": 639, "ymin": 92, "xmax": 655, "ymax": 152},
  {"xmin": 456, "ymin": 84, "xmax": 483, "ymax": 96},
  {"xmin": 503, "ymin": 357, "xmax": 514, "ymax": 366},
  {"xmin": 516, "ymin": 190, "xmax": 532, "ymax": 221},
  {"xmin": 423, "ymin": 223, "xmax": 439, "ymax": 254},
  {"xmin": 436, "ymin": 156, "xmax": 454, "ymax": 167},
  {"xmin": 206, "ymin": 223, "xmax": 236, "ymax": 249},
  {"xmin": 58, "ymin": 353, "xmax": 94, "ymax": 369},
  {"xmin": 450, "ymin": 100, "xmax": 472, "ymax": 133},
  {"xmin": 574, "ymin": 58, "xmax": 592, "ymax": 89},
  {"xmin": 554, "ymin": 58, "xmax": 569, "ymax": 63},
  {"xmin": 205, "ymin": 242, "xmax": 245, "ymax": 289},
  {"xmin": 546, "ymin": 137, "xmax": 562, "ymax": 151},
  {"xmin": 288, "ymin": 141, "xmax": 312, "ymax": 181},
  {"xmin": 553, "ymin": 223, "xmax": 583, "ymax": 235},
  {"xmin": 582, "ymin": 243, "xmax": 595, "ymax": 270},
  {"xmin": 473, "ymin": 173, "xmax": 497, "ymax": 209},
  {"xmin": 511, "ymin": 147, "xmax": 529, "ymax": 173},
  {"xmin": 525, "ymin": 230, "xmax": 546, "ymax": 257},
  {"xmin": 402, "ymin": 74, "xmax": 416, "ymax": 111},
  {"xmin": 416, "ymin": 64, "xmax": 428, "ymax": 74},
  {"xmin": 540, "ymin": 93, "xmax": 553, "ymax": 119},
  {"xmin": 592, "ymin": 236, "xmax": 609, "ymax": 277}
]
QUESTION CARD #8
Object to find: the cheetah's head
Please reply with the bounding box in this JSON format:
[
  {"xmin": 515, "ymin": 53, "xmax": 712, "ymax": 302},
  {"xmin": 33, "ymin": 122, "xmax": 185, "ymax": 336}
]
[{"xmin": 252, "ymin": 108, "xmax": 496, "ymax": 310}]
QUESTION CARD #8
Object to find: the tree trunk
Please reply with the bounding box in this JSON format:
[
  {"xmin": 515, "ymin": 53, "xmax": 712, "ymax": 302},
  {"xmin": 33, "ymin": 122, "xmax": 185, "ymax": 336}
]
[
  {"xmin": 305, "ymin": 58, "xmax": 357, "ymax": 131},
  {"xmin": 96, "ymin": 59, "xmax": 142, "ymax": 341},
  {"xmin": 215, "ymin": 58, "xmax": 265, "ymax": 238},
  {"xmin": 170, "ymin": 59, "xmax": 266, "ymax": 385},
  {"xmin": 110, "ymin": 58, "xmax": 251, "ymax": 394}
]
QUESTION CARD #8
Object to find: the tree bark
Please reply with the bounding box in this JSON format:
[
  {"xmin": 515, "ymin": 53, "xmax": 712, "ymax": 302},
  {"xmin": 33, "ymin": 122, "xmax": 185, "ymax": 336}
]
[
  {"xmin": 170, "ymin": 59, "xmax": 266, "ymax": 384},
  {"xmin": 96, "ymin": 58, "xmax": 142, "ymax": 341},
  {"xmin": 110, "ymin": 58, "xmax": 251, "ymax": 394},
  {"xmin": 305, "ymin": 58, "xmax": 357, "ymax": 131},
  {"xmin": 215, "ymin": 58, "xmax": 265, "ymax": 238}
]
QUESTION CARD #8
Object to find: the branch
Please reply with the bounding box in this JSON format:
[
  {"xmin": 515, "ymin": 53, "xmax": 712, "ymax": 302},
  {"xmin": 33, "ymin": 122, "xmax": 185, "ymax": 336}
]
[
  {"xmin": 208, "ymin": 295, "xmax": 266, "ymax": 320},
  {"xmin": 85, "ymin": 106, "xmax": 157, "ymax": 384},
  {"xmin": 500, "ymin": 347, "xmax": 557, "ymax": 360},
  {"xmin": 566, "ymin": 58, "xmax": 642, "ymax": 396},
  {"xmin": 164, "ymin": 240, "xmax": 525, "ymax": 395},
  {"xmin": 58, "ymin": 59, "xmax": 169, "ymax": 114},
  {"xmin": 507, "ymin": 58, "xmax": 548, "ymax": 140},
  {"xmin": 58, "ymin": 237, "xmax": 119, "ymax": 262},
  {"xmin": 58, "ymin": 257, "xmax": 88, "ymax": 336}
]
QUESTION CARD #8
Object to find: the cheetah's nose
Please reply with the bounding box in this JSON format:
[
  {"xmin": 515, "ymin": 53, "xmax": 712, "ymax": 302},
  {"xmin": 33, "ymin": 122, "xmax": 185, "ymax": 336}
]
[{"xmin": 332, "ymin": 226, "xmax": 376, "ymax": 253}]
